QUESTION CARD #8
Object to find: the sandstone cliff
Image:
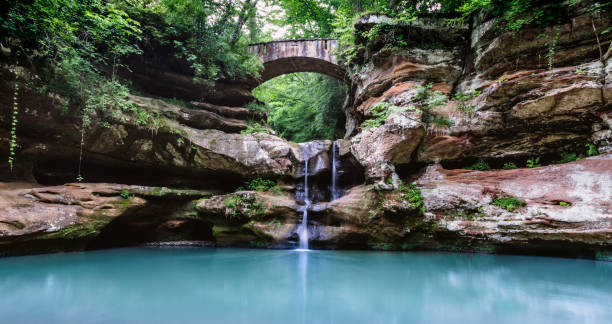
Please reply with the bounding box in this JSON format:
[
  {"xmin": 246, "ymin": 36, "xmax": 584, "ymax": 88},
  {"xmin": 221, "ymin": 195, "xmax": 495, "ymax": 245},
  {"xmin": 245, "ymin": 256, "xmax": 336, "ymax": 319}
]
[{"xmin": 0, "ymin": 3, "xmax": 610, "ymax": 259}]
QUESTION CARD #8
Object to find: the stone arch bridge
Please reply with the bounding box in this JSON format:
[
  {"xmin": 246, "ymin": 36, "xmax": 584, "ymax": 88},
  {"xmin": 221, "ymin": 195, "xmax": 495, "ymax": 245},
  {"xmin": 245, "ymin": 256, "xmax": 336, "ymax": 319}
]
[{"xmin": 248, "ymin": 38, "xmax": 346, "ymax": 86}]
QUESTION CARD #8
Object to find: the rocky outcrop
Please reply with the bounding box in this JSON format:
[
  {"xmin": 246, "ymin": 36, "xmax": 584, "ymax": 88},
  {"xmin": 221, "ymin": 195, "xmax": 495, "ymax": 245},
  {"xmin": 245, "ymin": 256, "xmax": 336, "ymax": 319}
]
[
  {"xmin": 1, "ymin": 4, "xmax": 611, "ymax": 259},
  {"xmin": 0, "ymin": 182, "xmax": 215, "ymax": 256},
  {"xmin": 0, "ymin": 76, "xmax": 303, "ymax": 186},
  {"xmin": 196, "ymin": 190, "xmax": 299, "ymax": 247},
  {"xmin": 193, "ymin": 154, "xmax": 611, "ymax": 259},
  {"xmin": 348, "ymin": 10, "xmax": 612, "ymax": 183},
  {"xmin": 415, "ymin": 154, "xmax": 612, "ymax": 250},
  {"xmin": 351, "ymin": 111, "xmax": 424, "ymax": 182}
]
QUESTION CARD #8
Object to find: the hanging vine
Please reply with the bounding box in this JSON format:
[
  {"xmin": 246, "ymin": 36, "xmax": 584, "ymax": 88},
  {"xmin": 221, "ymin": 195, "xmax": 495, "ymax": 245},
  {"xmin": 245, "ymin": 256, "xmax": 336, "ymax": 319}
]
[
  {"xmin": 547, "ymin": 24, "xmax": 561, "ymax": 70},
  {"xmin": 76, "ymin": 115, "xmax": 85, "ymax": 182},
  {"xmin": 8, "ymin": 70, "xmax": 19, "ymax": 171}
]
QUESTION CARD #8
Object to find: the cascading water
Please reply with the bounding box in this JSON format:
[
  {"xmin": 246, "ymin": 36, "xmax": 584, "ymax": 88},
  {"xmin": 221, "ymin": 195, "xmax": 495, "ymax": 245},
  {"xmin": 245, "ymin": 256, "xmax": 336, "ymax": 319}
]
[
  {"xmin": 330, "ymin": 141, "xmax": 341, "ymax": 201},
  {"xmin": 298, "ymin": 145, "xmax": 311, "ymax": 250}
]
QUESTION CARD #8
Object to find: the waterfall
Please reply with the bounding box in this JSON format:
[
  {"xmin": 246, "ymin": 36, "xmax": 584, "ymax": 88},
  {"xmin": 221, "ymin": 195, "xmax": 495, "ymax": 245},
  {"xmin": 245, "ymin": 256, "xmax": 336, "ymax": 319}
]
[
  {"xmin": 298, "ymin": 145, "xmax": 311, "ymax": 250},
  {"xmin": 331, "ymin": 141, "xmax": 340, "ymax": 201}
]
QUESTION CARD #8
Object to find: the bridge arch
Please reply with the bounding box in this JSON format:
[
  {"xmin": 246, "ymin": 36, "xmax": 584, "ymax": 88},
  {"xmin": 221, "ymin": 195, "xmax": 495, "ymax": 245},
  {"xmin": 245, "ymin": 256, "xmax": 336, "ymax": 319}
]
[{"xmin": 249, "ymin": 39, "xmax": 347, "ymax": 86}]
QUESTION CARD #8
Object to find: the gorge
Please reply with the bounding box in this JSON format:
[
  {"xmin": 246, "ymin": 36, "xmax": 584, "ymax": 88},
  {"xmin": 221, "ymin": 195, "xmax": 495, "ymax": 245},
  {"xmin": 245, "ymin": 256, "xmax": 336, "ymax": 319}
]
[
  {"xmin": 1, "ymin": 1, "xmax": 612, "ymax": 322},
  {"xmin": 0, "ymin": 1, "xmax": 611, "ymax": 259}
]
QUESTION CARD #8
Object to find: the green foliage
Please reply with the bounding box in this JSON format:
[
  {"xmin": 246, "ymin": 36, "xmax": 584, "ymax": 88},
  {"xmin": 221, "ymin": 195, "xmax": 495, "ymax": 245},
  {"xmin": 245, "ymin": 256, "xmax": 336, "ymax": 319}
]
[
  {"xmin": 432, "ymin": 116, "xmax": 452, "ymax": 127},
  {"xmin": 223, "ymin": 193, "xmax": 265, "ymax": 219},
  {"xmin": 8, "ymin": 80, "xmax": 19, "ymax": 171},
  {"xmin": 452, "ymin": 0, "xmax": 576, "ymax": 32},
  {"xmin": 398, "ymin": 183, "xmax": 425, "ymax": 216},
  {"xmin": 1, "ymin": 0, "xmax": 264, "ymax": 134},
  {"xmin": 253, "ymin": 73, "xmax": 346, "ymax": 142},
  {"xmin": 454, "ymin": 90, "xmax": 481, "ymax": 114},
  {"xmin": 559, "ymin": 201, "xmax": 571, "ymax": 207},
  {"xmin": 586, "ymin": 143, "xmax": 599, "ymax": 157},
  {"xmin": 245, "ymin": 102, "xmax": 268, "ymax": 113},
  {"xmin": 467, "ymin": 160, "xmax": 491, "ymax": 171},
  {"xmin": 414, "ymin": 83, "xmax": 448, "ymax": 109},
  {"xmin": 0, "ymin": 0, "xmax": 149, "ymax": 140},
  {"xmin": 526, "ymin": 157, "xmax": 541, "ymax": 168},
  {"xmin": 360, "ymin": 102, "xmax": 409, "ymax": 129},
  {"xmin": 241, "ymin": 121, "xmax": 270, "ymax": 135},
  {"xmin": 547, "ymin": 25, "xmax": 561, "ymax": 70},
  {"xmin": 503, "ymin": 162, "xmax": 518, "ymax": 170},
  {"xmin": 115, "ymin": 0, "xmax": 263, "ymax": 83},
  {"xmin": 120, "ymin": 189, "xmax": 130, "ymax": 199},
  {"xmin": 492, "ymin": 195, "xmax": 526, "ymax": 212},
  {"xmin": 238, "ymin": 178, "xmax": 283, "ymax": 194},
  {"xmin": 555, "ymin": 152, "xmax": 584, "ymax": 164}
]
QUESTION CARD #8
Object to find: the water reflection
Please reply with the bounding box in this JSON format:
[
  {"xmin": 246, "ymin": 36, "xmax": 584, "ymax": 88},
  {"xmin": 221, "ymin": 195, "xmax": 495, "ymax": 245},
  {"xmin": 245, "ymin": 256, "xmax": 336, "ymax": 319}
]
[
  {"xmin": 0, "ymin": 248, "xmax": 610, "ymax": 324},
  {"xmin": 298, "ymin": 250, "xmax": 308, "ymax": 324}
]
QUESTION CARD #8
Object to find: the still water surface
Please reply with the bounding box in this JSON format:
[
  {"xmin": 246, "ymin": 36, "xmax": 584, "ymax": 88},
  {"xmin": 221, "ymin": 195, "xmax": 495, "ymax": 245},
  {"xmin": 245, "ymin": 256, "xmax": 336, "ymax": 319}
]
[{"xmin": 0, "ymin": 248, "xmax": 610, "ymax": 324}]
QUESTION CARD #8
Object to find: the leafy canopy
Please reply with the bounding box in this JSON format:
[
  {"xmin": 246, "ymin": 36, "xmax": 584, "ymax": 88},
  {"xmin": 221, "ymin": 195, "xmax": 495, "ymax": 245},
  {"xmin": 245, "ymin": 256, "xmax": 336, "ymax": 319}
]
[{"xmin": 252, "ymin": 73, "xmax": 346, "ymax": 142}]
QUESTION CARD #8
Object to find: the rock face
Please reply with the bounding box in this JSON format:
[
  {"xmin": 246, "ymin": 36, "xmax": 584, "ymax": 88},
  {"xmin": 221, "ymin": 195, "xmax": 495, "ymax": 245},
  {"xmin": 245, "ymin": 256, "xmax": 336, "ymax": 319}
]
[
  {"xmin": 351, "ymin": 111, "xmax": 425, "ymax": 182},
  {"xmin": 415, "ymin": 154, "xmax": 612, "ymax": 252},
  {"xmin": 0, "ymin": 77, "xmax": 302, "ymax": 186},
  {"xmin": 348, "ymin": 11, "xmax": 612, "ymax": 183},
  {"xmin": 192, "ymin": 154, "xmax": 612, "ymax": 258},
  {"xmin": 0, "ymin": 182, "xmax": 215, "ymax": 256},
  {"xmin": 196, "ymin": 191, "xmax": 299, "ymax": 247},
  {"xmin": 1, "ymin": 4, "xmax": 611, "ymax": 259}
]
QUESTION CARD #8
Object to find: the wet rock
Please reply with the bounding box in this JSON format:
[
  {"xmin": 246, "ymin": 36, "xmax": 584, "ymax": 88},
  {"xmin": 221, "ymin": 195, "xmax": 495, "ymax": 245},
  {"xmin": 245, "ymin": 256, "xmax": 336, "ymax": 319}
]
[
  {"xmin": 196, "ymin": 191, "xmax": 299, "ymax": 247},
  {"xmin": 295, "ymin": 141, "xmax": 332, "ymax": 178}
]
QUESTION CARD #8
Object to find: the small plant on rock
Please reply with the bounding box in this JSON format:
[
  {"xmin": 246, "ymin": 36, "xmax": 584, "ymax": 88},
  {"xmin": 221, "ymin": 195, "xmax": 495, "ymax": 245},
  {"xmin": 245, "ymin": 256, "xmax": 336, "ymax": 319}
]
[
  {"xmin": 555, "ymin": 152, "xmax": 583, "ymax": 164},
  {"xmin": 559, "ymin": 201, "xmax": 571, "ymax": 207},
  {"xmin": 360, "ymin": 102, "xmax": 407, "ymax": 129},
  {"xmin": 237, "ymin": 178, "xmax": 283, "ymax": 194},
  {"xmin": 467, "ymin": 160, "xmax": 491, "ymax": 171},
  {"xmin": 492, "ymin": 195, "xmax": 526, "ymax": 212},
  {"xmin": 526, "ymin": 157, "xmax": 541, "ymax": 168},
  {"xmin": 398, "ymin": 183, "xmax": 424, "ymax": 216},
  {"xmin": 586, "ymin": 143, "xmax": 599, "ymax": 157},
  {"xmin": 503, "ymin": 162, "xmax": 518, "ymax": 170},
  {"xmin": 120, "ymin": 189, "xmax": 130, "ymax": 199},
  {"xmin": 241, "ymin": 121, "xmax": 270, "ymax": 135},
  {"xmin": 432, "ymin": 116, "xmax": 452, "ymax": 127}
]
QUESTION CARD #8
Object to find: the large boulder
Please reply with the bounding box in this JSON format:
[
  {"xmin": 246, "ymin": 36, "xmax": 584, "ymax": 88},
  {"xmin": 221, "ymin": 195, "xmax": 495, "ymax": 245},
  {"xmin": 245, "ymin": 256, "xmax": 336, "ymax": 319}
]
[{"xmin": 350, "ymin": 111, "xmax": 425, "ymax": 182}]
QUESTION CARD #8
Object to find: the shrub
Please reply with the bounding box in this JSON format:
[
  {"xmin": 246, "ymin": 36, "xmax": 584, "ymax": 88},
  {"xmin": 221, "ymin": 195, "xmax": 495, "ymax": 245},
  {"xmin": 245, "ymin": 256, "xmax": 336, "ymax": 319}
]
[
  {"xmin": 245, "ymin": 102, "xmax": 268, "ymax": 112},
  {"xmin": 360, "ymin": 102, "xmax": 408, "ymax": 129},
  {"xmin": 526, "ymin": 157, "xmax": 541, "ymax": 168},
  {"xmin": 398, "ymin": 183, "xmax": 424, "ymax": 215},
  {"xmin": 503, "ymin": 162, "xmax": 518, "ymax": 170},
  {"xmin": 120, "ymin": 189, "xmax": 130, "ymax": 199},
  {"xmin": 238, "ymin": 178, "xmax": 283, "ymax": 194},
  {"xmin": 492, "ymin": 196, "xmax": 526, "ymax": 212},
  {"xmin": 586, "ymin": 143, "xmax": 599, "ymax": 157},
  {"xmin": 555, "ymin": 152, "xmax": 583, "ymax": 164},
  {"xmin": 241, "ymin": 121, "xmax": 270, "ymax": 135},
  {"xmin": 457, "ymin": 102, "xmax": 475, "ymax": 114},
  {"xmin": 432, "ymin": 116, "xmax": 452, "ymax": 127},
  {"xmin": 467, "ymin": 160, "xmax": 491, "ymax": 171}
]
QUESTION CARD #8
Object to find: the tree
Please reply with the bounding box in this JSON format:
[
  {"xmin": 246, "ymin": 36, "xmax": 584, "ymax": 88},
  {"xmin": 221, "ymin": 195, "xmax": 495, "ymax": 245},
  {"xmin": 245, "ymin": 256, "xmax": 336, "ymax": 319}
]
[{"xmin": 253, "ymin": 73, "xmax": 347, "ymax": 142}]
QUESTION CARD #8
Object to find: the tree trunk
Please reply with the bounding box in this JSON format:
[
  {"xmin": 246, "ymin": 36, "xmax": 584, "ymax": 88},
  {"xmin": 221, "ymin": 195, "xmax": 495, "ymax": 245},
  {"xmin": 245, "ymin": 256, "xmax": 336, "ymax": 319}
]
[{"xmin": 229, "ymin": 0, "xmax": 259, "ymax": 47}]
